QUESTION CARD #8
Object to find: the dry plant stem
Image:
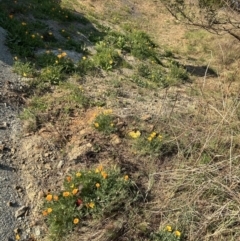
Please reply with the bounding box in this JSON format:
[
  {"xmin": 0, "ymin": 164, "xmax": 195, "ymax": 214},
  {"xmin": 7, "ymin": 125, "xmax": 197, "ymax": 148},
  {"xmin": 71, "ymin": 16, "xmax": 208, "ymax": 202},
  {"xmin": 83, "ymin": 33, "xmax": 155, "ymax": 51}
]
[
  {"xmin": 196, "ymin": 97, "xmax": 240, "ymax": 162},
  {"xmin": 201, "ymin": 51, "xmax": 213, "ymax": 92},
  {"xmin": 229, "ymin": 130, "xmax": 233, "ymax": 184}
]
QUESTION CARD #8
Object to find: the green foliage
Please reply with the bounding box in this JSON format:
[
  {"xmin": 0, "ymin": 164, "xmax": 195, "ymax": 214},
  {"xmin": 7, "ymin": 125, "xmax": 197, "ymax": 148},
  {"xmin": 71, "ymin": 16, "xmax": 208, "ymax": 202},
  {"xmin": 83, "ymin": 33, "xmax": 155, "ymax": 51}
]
[
  {"xmin": 151, "ymin": 226, "xmax": 182, "ymax": 241},
  {"xmin": 39, "ymin": 65, "xmax": 63, "ymax": 84},
  {"xmin": 42, "ymin": 166, "xmax": 137, "ymax": 240},
  {"xmin": 93, "ymin": 41, "xmax": 123, "ymax": 71},
  {"xmin": 134, "ymin": 131, "xmax": 164, "ymax": 155},
  {"xmin": 60, "ymin": 82, "xmax": 90, "ymax": 108},
  {"xmin": 13, "ymin": 60, "xmax": 36, "ymax": 77},
  {"xmin": 77, "ymin": 57, "xmax": 95, "ymax": 75},
  {"xmin": 93, "ymin": 110, "xmax": 117, "ymax": 134}
]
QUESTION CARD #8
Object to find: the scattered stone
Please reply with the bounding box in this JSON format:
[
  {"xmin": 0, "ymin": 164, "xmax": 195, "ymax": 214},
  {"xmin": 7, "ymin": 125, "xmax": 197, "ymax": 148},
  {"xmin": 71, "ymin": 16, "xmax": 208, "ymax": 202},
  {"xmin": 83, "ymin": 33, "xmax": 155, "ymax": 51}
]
[
  {"xmin": 0, "ymin": 144, "xmax": 5, "ymax": 151},
  {"xmin": 7, "ymin": 201, "xmax": 14, "ymax": 207},
  {"xmin": 57, "ymin": 160, "xmax": 64, "ymax": 169},
  {"xmin": 38, "ymin": 190, "xmax": 44, "ymax": 199},
  {"xmin": 110, "ymin": 134, "xmax": 121, "ymax": 145},
  {"xmin": 140, "ymin": 115, "xmax": 152, "ymax": 121},
  {"xmin": 33, "ymin": 226, "xmax": 41, "ymax": 236},
  {"xmin": 0, "ymin": 121, "xmax": 8, "ymax": 129},
  {"xmin": 14, "ymin": 228, "xmax": 20, "ymax": 234},
  {"xmin": 15, "ymin": 185, "xmax": 23, "ymax": 192},
  {"xmin": 44, "ymin": 163, "xmax": 52, "ymax": 170},
  {"xmin": 15, "ymin": 206, "xmax": 28, "ymax": 218},
  {"xmin": 68, "ymin": 142, "xmax": 93, "ymax": 162}
]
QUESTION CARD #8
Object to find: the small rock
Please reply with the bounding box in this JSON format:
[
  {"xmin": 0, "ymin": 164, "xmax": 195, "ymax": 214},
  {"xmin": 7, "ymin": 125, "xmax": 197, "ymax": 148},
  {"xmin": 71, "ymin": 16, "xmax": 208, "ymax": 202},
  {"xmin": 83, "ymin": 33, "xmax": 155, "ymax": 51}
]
[
  {"xmin": 7, "ymin": 201, "xmax": 14, "ymax": 207},
  {"xmin": 14, "ymin": 228, "xmax": 20, "ymax": 234},
  {"xmin": 44, "ymin": 163, "xmax": 52, "ymax": 170},
  {"xmin": 15, "ymin": 206, "xmax": 28, "ymax": 218},
  {"xmin": 38, "ymin": 190, "xmax": 44, "ymax": 199},
  {"xmin": 0, "ymin": 122, "xmax": 8, "ymax": 129},
  {"xmin": 110, "ymin": 134, "xmax": 121, "ymax": 145},
  {"xmin": 44, "ymin": 152, "xmax": 50, "ymax": 157},
  {"xmin": 140, "ymin": 115, "xmax": 152, "ymax": 121},
  {"xmin": 34, "ymin": 226, "xmax": 41, "ymax": 236},
  {"xmin": 57, "ymin": 160, "xmax": 64, "ymax": 169},
  {"xmin": 15, "ymin": 185, "xmax": 23, "ymax": 192},
  {"xmin": 0, "ymin": 144, "xmax": 5, "ymax": 151}
]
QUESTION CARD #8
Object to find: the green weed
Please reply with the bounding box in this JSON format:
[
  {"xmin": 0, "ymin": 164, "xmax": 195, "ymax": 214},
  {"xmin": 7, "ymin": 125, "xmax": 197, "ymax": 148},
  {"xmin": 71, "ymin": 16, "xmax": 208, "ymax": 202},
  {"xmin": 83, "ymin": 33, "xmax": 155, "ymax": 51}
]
[
  {"xmin": 93, "ymin": 110, "xmax": 117, "ymax": 134},
  {"xmin": 13, "ymin": 60, "xmax": 36, "ymax": 78},
  {"xmin": 151, "ymin": 226, "xmax": 182, "ymax": 241},
  {"xmin": 39, "ymin": 65, "xmax": 63, "ymax": 85},
  {"xmin": 42, "ymin": 166, "xmax": 137, "ymax": 240}
]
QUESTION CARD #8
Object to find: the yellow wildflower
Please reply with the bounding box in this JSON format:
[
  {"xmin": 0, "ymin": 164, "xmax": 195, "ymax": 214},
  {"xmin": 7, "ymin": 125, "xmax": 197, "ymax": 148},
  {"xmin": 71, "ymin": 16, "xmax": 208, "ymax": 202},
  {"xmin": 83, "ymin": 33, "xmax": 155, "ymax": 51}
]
[
  {"xmin": 46, "ymin": 194, "xmax": 53, "ymax": 201},
  {"xmin": 48, "ymin": 32, "xmax": 52, "ymax": 35},
  {"xmin": 128, "ymin": 130, "xmax": 141, "ymax": 139},
  {"xmin": 158, "ymin": 135, "xmax": 163, "ymax": 141},
  {"xmin": 42, "ymin": 210, "xmax": 48, "ymax": 216},
  {"xmin": 57, "ymin": 54, "xmax": 62, "ymax": 59},
  {"xmin": 88, "ymin": 202, "xmax": 95, "ymax": 208},
  {"xmin": 96, "ymin": 183, "xmax": 100, "ymax": 188},
  {"xmin": 98, "ymin": 164, "xmax": 103, "ymax": 171},
  {"xmin": 53, "ymin": 195, "xmax": 58, "ymax": 201},
  {"xmin": 82, "ymin": 56, "xmax": 86, "ymax": 60},
  {"xmin": 175, "ymin": 230, "xmax": 181, "ymax": 237},
  {"xmin": 72, "ymin": 189, "xmax": 78, "ymax": 195},
  {"xmin": 62, "ymin": 29, "xmax": 65, "ymax": 32},
  {"xmin": 55, "ymin": 60, "xmax": 58, "ymax": 64},
  {"xmin": 61, "ymin": 52, "xmax": 67, "ymax": 57},
  {"xmin": 14, "ymin": 56, "xmax": 18, "ymax": 61},
  {"xmin": 76, "ymin": 172, "xmax": 81, "ymax": 177},
  {"xmin": 63, "ymin": 191, "xmax": 70, "ymax": 197},
  {"xmin": 150, "ymin": 132, "xmax": 157, "ymax": 138},
  {"xmin": 94, "ymin": 122, "xmax": 99, "ymax": 128},
  {"xmin": 109, "ymin": 60, "xmax": 113, "ymax": 65},
  {"xmin": 66, "ymin": 176, "xmax": 71, "ymax": 182},
  {"xmin": 147, "ymin": 136, "xmax": 152, "ymax": 142},
  {"xmin": 73, "ymin": 218, "xmax": 79, "ymax": 224},
  {"xmin": 9, "ymin": 14, "xmax": 13, "ymax": 19},
  {"xmin": 23, "ymin": 73, "xmax": 27, "ymax": 77},
  {"xmin": 40, "ymin": 35, "xmax": 43, "ymax": 39},
  {"xmin": 47, "ymin": 208, "xmax": 52, "ymax": 213},
  {"xmin": 110, "ymin": 123, "xmax": 114, "ymax": 127},
  {"xmin": 15, "ymin": 234, "xmax": 20, "ymax": 240},
  {"xmin": 22, "ymin": 22, "xmax": 27, "ymax": 26},
  {"xmin": 124, "ymin": 175, "xmax": 129, "ymax": 181},
  {"xmin": 165, "ymin": 225, "xmax": 172, "ymax": 232},
  {"xmin": 31, "ymin": 34, "xmax": 35, "ymax": 38},
  {"xmin": 101, "ymin": 171, "xmax": 108, "ymax": 179},
  {"xmin": 103, "ymin": 109, "xmax": 112, "ymax": 115}
]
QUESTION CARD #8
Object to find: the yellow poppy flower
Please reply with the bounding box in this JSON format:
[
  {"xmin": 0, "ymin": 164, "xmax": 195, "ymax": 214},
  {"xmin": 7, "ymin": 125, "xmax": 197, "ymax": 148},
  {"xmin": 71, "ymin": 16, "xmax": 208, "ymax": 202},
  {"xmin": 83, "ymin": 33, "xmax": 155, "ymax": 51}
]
[{"xmin": 128, "ymin": 130, "xmax": 141, "ymax": 139}]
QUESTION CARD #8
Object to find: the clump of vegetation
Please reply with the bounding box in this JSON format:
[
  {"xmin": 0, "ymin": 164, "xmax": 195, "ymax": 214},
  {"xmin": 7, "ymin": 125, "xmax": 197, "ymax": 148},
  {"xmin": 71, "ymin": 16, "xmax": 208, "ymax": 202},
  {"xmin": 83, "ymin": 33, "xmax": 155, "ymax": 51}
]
[
  {"xmin": 129, "ymin": 130, "xmax": 166, "ymax": 156},
  {"xmin": 93, "ymin": 109, "xmax": 117, "ymax": 134},
  {"xmin": 42, "ymin": 165, "xmax": 138, "ymax": 240},
  {"xmin": 151, "ymin": 225, "xmax": 182, "ymax": 241}
]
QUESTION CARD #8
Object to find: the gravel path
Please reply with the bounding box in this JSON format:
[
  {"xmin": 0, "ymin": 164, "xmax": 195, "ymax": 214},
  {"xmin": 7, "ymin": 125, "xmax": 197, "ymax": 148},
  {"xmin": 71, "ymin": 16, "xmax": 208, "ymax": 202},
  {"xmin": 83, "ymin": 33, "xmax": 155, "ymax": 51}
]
[{"xmin": 0, "ymin": 26, "xmax": 25, "ymax": 241}]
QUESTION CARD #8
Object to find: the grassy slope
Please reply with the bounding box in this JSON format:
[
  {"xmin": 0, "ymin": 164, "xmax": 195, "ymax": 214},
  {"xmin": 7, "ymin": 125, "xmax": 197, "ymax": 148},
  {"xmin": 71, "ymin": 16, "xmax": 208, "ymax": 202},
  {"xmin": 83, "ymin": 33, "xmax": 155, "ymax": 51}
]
[{"xmin": 1, "ymin": 0, "xmax": 240, "ymax": 240}]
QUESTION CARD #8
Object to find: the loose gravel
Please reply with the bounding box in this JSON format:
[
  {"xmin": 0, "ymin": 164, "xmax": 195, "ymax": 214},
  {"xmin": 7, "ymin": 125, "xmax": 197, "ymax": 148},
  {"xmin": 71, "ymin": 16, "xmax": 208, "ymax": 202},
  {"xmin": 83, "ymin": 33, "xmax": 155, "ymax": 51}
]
[{"xmin": 0, "ymin": 26, "xmax": 26, "ymax": 241}]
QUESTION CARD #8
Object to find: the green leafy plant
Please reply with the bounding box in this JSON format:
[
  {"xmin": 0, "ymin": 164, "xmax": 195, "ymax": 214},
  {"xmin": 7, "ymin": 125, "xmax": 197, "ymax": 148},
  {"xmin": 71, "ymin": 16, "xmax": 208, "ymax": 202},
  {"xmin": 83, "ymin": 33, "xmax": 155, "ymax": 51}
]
[
  {"xmin": 93, "ymin": 109, "xmax": 117, "ymax": 134},
  {"xmin": 129, "ymin": 131, "xmax": 165, "ymax": 155},
  {"xmin": 42, "ymin": 165, "xmax": 137, "ymax": 240},
  {"xmin": 13, "ymin": 59, "xmax": 36, "ymax": 77},
  {"xmin": 93, "ymin": 41, "xmax": 123, "ymax": 71},
  {"xmin": 151, "ymin": 225, "xmax": 182, "ymax": 241},
  {"xmin": 39, "ymin": 65, "xmax": 63, "ymax": 85}
]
